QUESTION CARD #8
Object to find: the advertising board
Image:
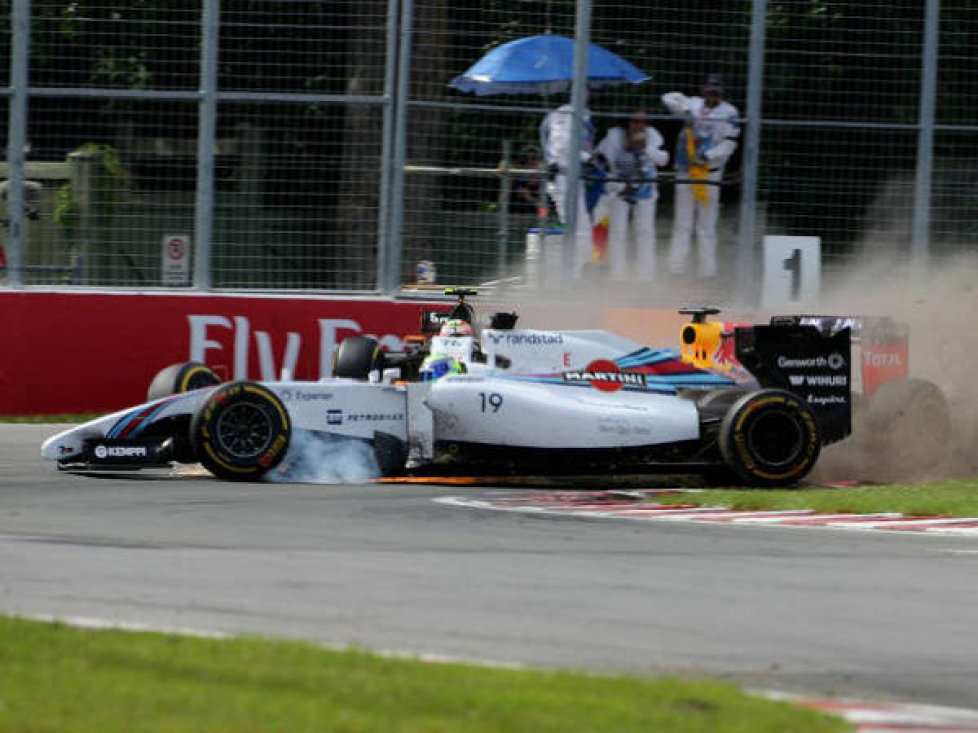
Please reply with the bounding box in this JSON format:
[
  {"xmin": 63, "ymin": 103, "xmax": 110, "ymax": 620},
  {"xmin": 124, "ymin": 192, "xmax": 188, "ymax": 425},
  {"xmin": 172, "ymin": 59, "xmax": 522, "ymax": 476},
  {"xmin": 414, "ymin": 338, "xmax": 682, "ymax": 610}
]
[{"xmin": 0, "ymin": 292, "xmax": 446, "ymax": 414}]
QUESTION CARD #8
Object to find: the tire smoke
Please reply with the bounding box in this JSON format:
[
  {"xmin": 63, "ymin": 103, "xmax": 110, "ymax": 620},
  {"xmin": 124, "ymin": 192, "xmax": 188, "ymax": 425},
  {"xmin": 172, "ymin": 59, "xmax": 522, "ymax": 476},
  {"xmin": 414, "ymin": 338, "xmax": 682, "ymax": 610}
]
[{"xmin": 265, "ymin": 429, "xmax": 380, "ymax": 484}]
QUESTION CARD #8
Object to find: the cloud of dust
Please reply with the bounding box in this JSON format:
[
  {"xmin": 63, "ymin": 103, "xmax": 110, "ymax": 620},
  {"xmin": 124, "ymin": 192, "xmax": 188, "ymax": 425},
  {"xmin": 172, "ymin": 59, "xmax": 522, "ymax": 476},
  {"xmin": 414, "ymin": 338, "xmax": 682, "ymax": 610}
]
[{"xmin": 812, "ymin": 250, "xmax": 978, "ymax": 482}]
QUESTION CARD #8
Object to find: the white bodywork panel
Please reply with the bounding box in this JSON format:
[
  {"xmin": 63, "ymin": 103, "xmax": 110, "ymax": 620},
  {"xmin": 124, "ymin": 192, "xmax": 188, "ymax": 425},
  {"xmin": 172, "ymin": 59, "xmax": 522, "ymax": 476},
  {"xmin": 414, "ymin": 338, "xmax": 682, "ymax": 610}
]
[
  {"xmin": 482, "ymin": 329, "xmax": 645, "ymax": 373},
  {"xmin": 425, "ymin": 375, "xmax": 699, "ymax": 448},
  {"xmin": 271, "ymin": 381, "xmax": 407, "ymax": 441}
]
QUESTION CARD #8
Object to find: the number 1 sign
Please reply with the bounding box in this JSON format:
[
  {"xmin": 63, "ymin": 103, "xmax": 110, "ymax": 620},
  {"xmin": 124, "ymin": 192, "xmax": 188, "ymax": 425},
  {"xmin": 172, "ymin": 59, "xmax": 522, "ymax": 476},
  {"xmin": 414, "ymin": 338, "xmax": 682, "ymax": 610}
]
[{"xmin": 761, "ymin": 235, "xmax": 821, "ymax": 308}]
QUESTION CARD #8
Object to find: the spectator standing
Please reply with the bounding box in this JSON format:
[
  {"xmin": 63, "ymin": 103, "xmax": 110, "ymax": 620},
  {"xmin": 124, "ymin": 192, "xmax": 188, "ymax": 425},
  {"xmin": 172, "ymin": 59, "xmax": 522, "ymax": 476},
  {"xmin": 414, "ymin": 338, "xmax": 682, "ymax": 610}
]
[
  {"xmin": 510, "ymin": 145, "xmax": 547, "ymax": 217},
  {"xmin": 594, "ymin": 109, "xmax": 669, "ymax": 282},
  {"xmin": 540, "ymin": 103, "xmax": 595, "ymax": 279},
  {"xmin": 662, "ymin": 73, "xmax": 740, "ymax": 280}
]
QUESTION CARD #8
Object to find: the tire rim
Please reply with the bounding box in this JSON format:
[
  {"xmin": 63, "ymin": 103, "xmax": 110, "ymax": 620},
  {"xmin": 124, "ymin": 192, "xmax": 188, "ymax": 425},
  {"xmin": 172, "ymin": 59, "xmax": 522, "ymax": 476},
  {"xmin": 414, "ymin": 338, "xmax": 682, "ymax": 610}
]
[
  {"xmin": 215, "ymin": 401, "xmax": 274, "ymax": 459},
  {"xmin": 746, "ymin": 409, "xmax": 805, "ymax": 467}
]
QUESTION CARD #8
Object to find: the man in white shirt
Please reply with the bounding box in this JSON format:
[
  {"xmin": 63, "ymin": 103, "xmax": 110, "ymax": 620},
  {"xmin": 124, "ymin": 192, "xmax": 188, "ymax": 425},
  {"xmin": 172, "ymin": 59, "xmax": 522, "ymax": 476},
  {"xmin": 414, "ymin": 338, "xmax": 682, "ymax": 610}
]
[
  {"xmin": 662, "ymin": 73, "xmax": 740, "ymax": 280},
  {"xmin": 594, "ymin": 110, "xmax": 669, "ymax": 282}
]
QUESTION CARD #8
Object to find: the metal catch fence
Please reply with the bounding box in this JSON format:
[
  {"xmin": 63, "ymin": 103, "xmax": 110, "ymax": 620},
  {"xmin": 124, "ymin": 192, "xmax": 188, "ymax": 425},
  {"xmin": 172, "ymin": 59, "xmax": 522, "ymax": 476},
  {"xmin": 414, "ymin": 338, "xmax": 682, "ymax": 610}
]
[{"xmin": 2, "ymin": 0, "xmax": 974, "ymax": 303}]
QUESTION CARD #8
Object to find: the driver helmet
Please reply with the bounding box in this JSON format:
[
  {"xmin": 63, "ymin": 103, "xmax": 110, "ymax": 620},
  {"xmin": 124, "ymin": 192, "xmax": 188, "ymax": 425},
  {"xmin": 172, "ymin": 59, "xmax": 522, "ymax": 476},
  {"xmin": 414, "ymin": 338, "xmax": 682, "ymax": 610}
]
[
  {"xmin": 420, "ymin": 354, "xmax": 466, "ymax": 382},
  {"xmin": 440, "ymin": 318, "xmax": 473, "ymax": 337}
]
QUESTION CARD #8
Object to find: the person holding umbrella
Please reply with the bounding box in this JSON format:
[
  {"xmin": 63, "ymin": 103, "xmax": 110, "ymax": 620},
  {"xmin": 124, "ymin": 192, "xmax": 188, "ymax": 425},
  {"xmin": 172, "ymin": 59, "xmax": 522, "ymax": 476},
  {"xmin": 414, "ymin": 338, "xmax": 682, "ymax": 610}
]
[
  {"xmin": 662, "ymin": 73, "xmax": 740, "ymax": 281},
  {"xmin": 450, "ymin": 34, "xmax": 651, "ymax": 283},
  {"xmin": 594, "ymin": 109, "xmax": 669, "ymax": 282}
]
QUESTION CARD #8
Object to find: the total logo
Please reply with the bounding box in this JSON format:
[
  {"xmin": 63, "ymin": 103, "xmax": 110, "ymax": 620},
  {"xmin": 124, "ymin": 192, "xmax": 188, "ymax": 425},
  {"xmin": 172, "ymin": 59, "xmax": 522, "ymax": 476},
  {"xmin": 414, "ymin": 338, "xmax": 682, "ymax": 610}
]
[
  {"xmin": 562, "ymin": 359, "xmax": 647, "ymax": 392},
  {"xmin": 94, "ymin": 445, "xmax": 148, "ymax": 459},
  {"xmin": 863, "ymin": 350, "xmax": 904, "ymax": 368}
]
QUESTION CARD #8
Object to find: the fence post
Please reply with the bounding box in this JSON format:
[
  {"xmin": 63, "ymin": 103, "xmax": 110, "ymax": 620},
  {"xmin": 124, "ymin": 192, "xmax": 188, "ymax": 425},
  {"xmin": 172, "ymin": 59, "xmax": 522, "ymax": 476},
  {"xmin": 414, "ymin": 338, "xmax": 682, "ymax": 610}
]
[
  {"xmin": 387, "ymin": 0, "xmax": 414, "ymax": 294},
  {"xmin": 5, "ymin": 0, "xmax": 31, "ymax": 288},
  {"xmin": 564, "ymin": 0, "xmax": 592, "ymax": 287},
  {"xmin": 911, "ymin": 0, "xmax": 939, "ymax": 274},
  {"xmin": 376, "ymin": 0, "xmax": 400, "ymax": 292},
  {"xmin": 194, "ymin": 0, "xmax": 220, "ymax": 290},
  {"xmin": 736, "ymin": 0, "xmax": 767, "ymax": 307}
]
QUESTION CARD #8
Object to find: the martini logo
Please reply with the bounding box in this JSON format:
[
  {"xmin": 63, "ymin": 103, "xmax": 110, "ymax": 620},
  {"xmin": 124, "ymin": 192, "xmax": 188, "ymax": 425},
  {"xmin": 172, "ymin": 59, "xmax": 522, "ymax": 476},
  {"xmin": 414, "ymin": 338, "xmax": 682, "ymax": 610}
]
[{"xmin": 562, "ymin": 359, "xmax": 647, "ymax": 392}]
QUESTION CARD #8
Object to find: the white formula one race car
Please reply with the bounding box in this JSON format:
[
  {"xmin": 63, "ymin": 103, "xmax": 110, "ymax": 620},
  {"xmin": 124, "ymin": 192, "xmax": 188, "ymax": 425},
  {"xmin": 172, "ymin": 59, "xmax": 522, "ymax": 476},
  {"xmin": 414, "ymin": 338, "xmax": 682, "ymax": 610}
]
[{"xmin": 43, "ymin": 292, "xmax": 861, "ymax": 487}]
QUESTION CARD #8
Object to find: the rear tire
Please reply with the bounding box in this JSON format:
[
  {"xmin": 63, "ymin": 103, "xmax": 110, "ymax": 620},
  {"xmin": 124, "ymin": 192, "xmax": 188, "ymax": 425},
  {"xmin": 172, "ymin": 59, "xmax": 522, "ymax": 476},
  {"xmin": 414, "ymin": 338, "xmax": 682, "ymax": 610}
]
[
  {"xmin": 190, "ymin": 381, "xmax": 291, "ymax": 481},
  {"xmin": 719, "ymin": 389, "xmax": 821, "ymax": 487},
  {"xmin": 333, "ymin": 337, "xmax": 385, "ymax": 380},
  {"xmin": 147, "ymin": 361, "xmax": 221, "ymax": 401}
]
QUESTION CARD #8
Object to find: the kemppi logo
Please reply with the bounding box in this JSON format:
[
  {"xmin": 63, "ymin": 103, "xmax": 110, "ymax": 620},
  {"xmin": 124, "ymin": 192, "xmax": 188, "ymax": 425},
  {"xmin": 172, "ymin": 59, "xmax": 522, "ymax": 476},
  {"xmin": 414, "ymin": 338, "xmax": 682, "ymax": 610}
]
[{"xmin": 94, "ymin": 445, "xmax": 148, "ymax": 459}]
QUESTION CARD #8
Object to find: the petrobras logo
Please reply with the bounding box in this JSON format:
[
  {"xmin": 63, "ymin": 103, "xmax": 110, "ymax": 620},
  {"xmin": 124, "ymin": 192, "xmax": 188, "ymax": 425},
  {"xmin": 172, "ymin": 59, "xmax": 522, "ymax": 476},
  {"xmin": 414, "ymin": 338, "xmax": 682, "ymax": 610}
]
[
  {"xmin": 486, "ymin": 331, "xmax": 564, "ymax": 347},
  {"xmin": 563, "ymin": 359, "xmax": 647, "ymax": 392},
  {"xmin": 93, "ymin": 444, "xmax": 148, "ymax": 459}
]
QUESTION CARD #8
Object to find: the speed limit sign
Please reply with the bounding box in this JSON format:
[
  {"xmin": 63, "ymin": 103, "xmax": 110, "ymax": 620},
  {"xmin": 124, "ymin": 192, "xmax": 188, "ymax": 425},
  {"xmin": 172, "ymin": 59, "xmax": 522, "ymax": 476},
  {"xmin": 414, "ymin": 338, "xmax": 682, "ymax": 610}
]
[{"xmin": 161, "ymin": 234, "xmax": 191, "ymax": 285}]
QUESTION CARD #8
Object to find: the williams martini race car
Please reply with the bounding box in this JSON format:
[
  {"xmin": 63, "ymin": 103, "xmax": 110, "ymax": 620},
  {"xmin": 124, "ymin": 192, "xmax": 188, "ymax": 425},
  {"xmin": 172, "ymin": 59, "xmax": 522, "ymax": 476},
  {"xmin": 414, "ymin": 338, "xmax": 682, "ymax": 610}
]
[{"xmin": 44, "ymin": 292, "xmax": 863, "ymax": 487}]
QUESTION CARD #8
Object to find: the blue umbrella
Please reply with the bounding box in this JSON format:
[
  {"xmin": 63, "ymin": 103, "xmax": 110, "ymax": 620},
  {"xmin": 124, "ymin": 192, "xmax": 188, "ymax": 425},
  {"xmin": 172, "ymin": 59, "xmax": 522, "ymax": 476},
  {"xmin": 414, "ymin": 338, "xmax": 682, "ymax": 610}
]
[{"xmin": 450, "ymin": 34, "xmax": 650, "ymax": 96}]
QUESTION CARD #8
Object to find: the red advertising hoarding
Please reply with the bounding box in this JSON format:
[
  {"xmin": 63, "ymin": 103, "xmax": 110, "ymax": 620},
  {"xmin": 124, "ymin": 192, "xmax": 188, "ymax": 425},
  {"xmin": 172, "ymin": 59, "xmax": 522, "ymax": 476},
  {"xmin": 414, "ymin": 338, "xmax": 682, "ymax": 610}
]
[{"xmin": 0, "ymin": 291, "xmax": 445, "ymax": 415}]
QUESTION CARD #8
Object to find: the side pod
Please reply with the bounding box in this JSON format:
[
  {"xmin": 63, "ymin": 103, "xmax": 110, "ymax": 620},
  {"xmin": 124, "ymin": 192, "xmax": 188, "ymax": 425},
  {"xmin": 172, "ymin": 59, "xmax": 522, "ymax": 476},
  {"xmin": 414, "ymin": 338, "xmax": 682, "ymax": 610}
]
[{"xmin": 735, "ymin": 324, "xmax": 852, "ymax": 445}]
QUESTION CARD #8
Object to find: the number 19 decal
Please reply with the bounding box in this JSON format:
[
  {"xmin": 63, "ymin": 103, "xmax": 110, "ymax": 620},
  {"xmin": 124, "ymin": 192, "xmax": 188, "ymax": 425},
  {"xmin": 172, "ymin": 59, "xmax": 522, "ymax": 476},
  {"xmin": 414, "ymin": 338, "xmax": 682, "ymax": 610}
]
[{"xmin": 480, "ymin": 392, "xmax": 503, "ymax": 413}]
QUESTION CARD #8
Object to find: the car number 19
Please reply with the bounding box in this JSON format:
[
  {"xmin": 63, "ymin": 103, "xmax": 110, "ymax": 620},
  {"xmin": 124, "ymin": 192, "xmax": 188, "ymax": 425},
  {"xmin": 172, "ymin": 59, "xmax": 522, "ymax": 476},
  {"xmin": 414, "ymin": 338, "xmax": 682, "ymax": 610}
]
[{"xmin": 480, "ymin": 392, "xmax": 503, "ymax": 413}]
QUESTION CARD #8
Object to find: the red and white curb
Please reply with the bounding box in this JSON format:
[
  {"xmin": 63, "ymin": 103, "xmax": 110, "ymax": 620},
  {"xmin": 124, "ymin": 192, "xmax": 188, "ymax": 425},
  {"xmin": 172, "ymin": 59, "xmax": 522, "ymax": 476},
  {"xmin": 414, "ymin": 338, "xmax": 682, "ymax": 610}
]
[
  {"xmin": 766, "ymin": 693, "xmax": 978, "ymax": 732},
  {"xmin": 435, "ymin": 490, "xmax": 978, "ymax": 536}
]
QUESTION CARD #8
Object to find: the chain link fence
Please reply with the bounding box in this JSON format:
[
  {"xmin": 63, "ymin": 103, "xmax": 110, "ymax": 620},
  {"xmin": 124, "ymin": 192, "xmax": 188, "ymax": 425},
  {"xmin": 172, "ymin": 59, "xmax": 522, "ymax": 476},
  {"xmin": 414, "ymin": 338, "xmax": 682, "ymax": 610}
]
[{"xmin": 2, "ymin": 0, "xmax": 973, "ymax": 300}]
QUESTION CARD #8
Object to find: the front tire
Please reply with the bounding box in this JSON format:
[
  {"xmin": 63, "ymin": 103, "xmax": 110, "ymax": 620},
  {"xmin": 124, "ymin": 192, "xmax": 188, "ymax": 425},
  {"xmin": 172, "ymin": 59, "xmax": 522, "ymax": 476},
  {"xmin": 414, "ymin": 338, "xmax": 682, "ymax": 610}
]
[
  {"xmin": 719, "ymin": 389, "xmax": 821, "ymax": 487},
  {"xmin": 333, "ymin": 336, "xmax": 385, "ymax": 380},
  {"xmin": 147, "ymin": 361, "xmax": 221, "ymax": 401},
  {"xmin": 190, "ymin": 382, "xmax": 291, "ymax": 481}
]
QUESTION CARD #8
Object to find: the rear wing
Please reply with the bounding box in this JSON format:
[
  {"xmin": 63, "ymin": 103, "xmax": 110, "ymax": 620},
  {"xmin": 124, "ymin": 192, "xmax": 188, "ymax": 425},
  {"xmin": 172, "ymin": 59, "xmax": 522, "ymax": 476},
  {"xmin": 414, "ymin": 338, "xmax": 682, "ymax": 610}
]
[{"xmin": 735, "ymin": 321, "xmax": 852, "ymax": 445}]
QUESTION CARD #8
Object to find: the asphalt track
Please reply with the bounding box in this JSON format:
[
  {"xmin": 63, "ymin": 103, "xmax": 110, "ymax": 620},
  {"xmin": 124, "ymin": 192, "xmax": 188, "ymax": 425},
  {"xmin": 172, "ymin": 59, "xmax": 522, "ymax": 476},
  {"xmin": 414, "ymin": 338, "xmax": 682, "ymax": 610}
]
[{"xmin": 3, "ymin": 424, "xmax": 978, "ymax": 709}]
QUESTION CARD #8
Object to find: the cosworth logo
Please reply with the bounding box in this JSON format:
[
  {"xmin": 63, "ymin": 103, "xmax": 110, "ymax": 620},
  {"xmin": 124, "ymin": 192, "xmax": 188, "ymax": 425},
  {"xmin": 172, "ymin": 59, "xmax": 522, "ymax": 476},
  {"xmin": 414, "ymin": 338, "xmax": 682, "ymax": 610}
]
[{"xmin": 562, "ymin": 359, "xmax": 646, "ymax": 393}]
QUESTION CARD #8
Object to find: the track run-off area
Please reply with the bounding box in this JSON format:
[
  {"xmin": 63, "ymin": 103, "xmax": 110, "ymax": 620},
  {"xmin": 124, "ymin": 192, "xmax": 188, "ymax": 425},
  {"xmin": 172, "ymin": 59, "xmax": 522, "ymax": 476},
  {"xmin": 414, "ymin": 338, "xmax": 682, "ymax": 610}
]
[{"xmin": 3, "ymin": 424, "xmax": 978, "ymax": 730}]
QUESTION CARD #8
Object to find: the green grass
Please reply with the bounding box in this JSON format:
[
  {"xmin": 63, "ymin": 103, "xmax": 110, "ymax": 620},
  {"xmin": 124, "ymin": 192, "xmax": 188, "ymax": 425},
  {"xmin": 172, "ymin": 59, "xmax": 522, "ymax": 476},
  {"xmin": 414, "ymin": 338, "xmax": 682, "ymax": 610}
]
[
  {"xmin": 0, "ymin": 616, "xmax": 848, "ymax": 733},
  {"xmin": 655, "ymin": 479, "xmax": 978, "ymax": 517}
]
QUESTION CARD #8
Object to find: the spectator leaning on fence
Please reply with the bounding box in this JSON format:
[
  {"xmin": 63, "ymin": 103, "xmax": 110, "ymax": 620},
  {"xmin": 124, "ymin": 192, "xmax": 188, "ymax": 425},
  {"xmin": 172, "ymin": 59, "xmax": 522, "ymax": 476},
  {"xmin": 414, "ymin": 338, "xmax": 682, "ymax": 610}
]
[
  {"xmin": 540, "ymin": 102, "xmax": 595, "ymax": 279},
  {"xmin": 594, "ymin": 109, "xmax": 669, "ymax": 283},
  {"xmin": 662, "ymin": 73, "xmax": 740, "ymax": 280}
]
